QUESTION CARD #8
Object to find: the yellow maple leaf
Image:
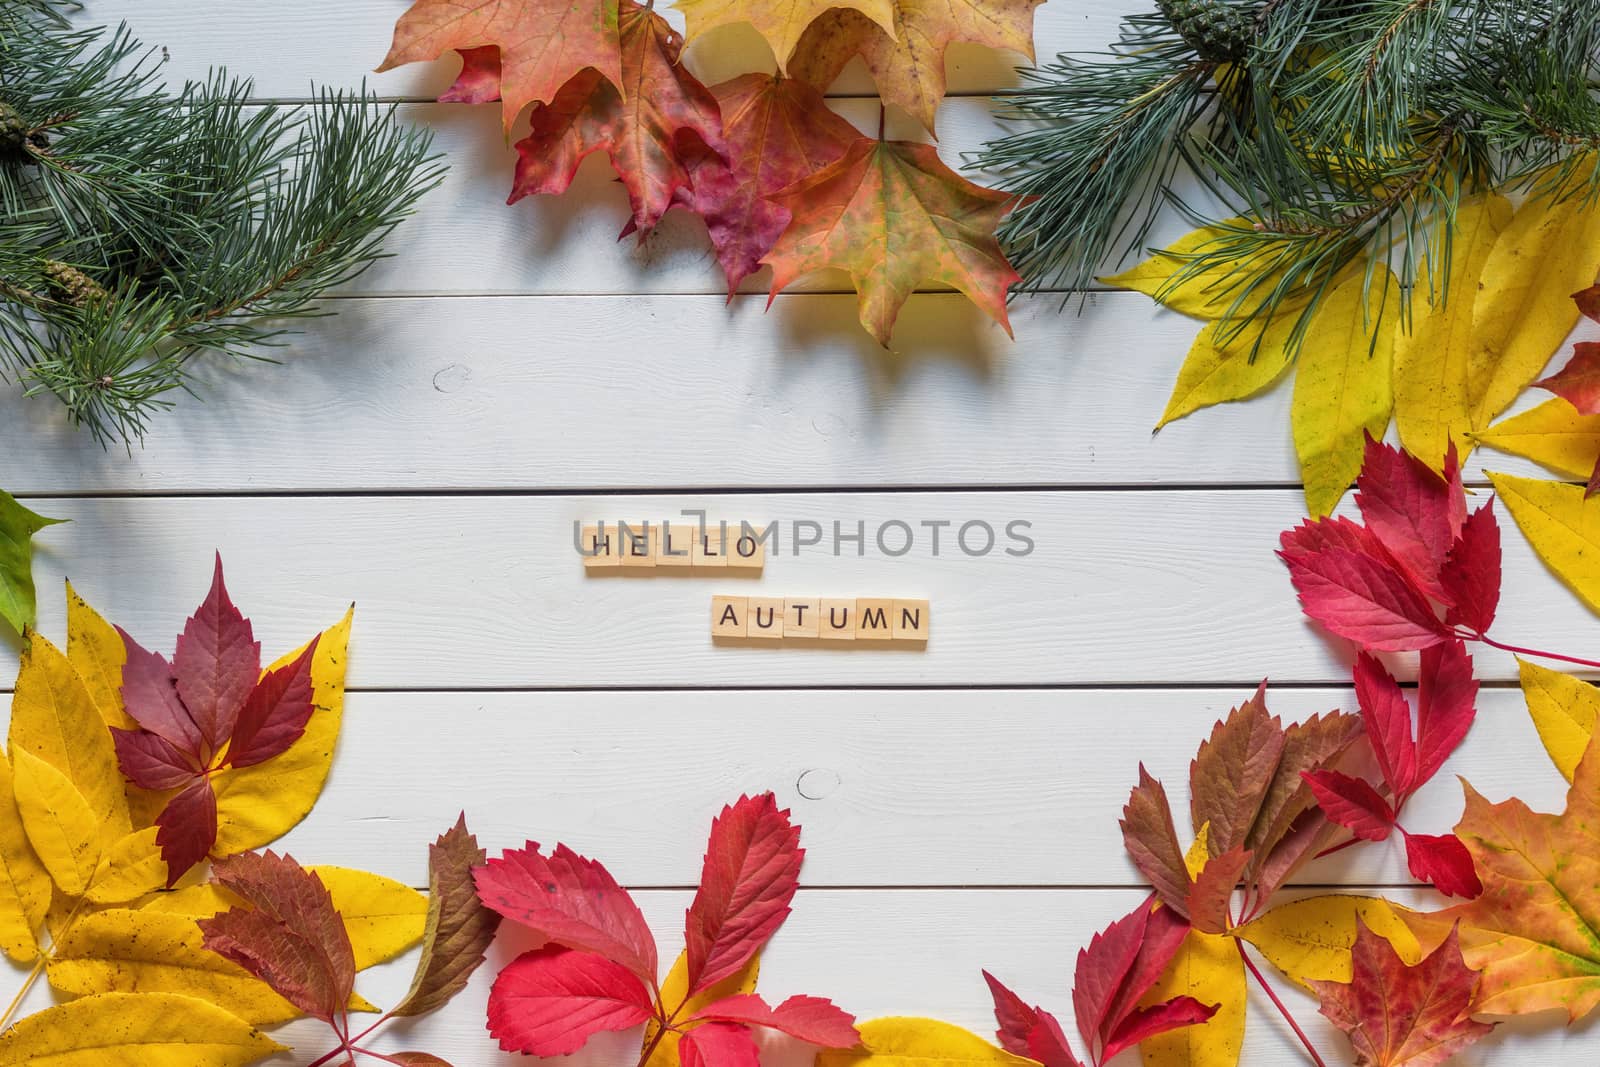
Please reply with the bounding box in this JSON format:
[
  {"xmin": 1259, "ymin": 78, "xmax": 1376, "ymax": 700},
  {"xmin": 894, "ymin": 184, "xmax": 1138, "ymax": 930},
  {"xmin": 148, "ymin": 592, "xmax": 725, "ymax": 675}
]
[
  {"xmin": 819, "ymin": 1018, "xmax": 1035, "ymax": 1067},
  {"xmin": 1235, "ymin": 894, "xmax": 1420, "ymax": 989},
  {"xmin": 1489, "ymin": 471, "xmax": 1600, "ymax": 615},
  {"xmin": 1472, "ymin": 397, "xmax": 1600, "ymax": 479},
  {"xmin": 1517, "ymin": 658, "xmax": 1600, "ymax": 783},
  {"xmin": 675, "ymin": 0, "xmax": 895, "ymax": 71}
]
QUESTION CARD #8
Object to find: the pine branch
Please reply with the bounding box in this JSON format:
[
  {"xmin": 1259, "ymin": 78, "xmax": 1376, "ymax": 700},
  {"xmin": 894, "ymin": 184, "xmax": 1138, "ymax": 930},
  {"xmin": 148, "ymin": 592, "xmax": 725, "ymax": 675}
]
[{"xmin": 0, "ymin": 2, "xmax": 445, "ymax": 444}]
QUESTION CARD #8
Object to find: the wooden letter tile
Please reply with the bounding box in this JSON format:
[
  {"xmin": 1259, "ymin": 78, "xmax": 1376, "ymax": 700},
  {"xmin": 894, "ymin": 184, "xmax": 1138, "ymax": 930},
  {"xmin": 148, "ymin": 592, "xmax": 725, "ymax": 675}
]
[
  {"xmin": 727, "ymin": 525, "xmax": 767, "ymax": 574},
  {"xmin": 654, "ymin": 522, "xmax": 694, "ymax": 568},
  {"xmin": 580, "ymin": 525, "xmax": 621, "ymax": 570},
  {"xmin": 820, "ymin": 599, "xmax": 855, "ymax": 642},
  {"xmin": 711, "ymin": 596, "xmax": 748, "ymax": 640},
  {"xmin": 854, "ymin": 598, "xmax": 894, "ymax": 641},
  {"xmin": 691, "ymin": 524, "xmax": 730, "ymax": 568},
  {"xmin": 784, "ymin": 598, "xmax": 820, "ymax": 639},
  {"xmin": 746, "ymin": 597, "xmax": 785, "ymax": 640},
  {"xmin": 892, "ymin": 599, "xmax": 931, "ymax": 643},
  {"xmin": 618, "ymin": 522, "xmax": 655, "ymax": 570}
]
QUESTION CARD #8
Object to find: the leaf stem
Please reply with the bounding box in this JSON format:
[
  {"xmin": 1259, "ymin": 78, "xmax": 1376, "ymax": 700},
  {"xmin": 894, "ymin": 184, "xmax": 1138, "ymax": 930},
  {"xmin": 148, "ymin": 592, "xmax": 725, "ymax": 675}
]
[
  {"xmin": 0, "ymin": 955, "xmax": 46, "ymax": 1033},
  {"xmin": 1236, "ymin": 939, "xmax": 1329, "ymax": 1067},
  {"xmin": 1469, "ymin": 631, "xmax": 1600, "ymax": 671},
  {"xmin": 877, "ymin": 105, "xmax": 886, "ymax": 141}
]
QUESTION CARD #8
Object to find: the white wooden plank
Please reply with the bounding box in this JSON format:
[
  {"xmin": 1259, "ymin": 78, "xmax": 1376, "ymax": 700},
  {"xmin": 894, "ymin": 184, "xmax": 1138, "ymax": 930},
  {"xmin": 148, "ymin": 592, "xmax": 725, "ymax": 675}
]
[
  {"xmin": 8, "ymin": 491, "xmax": 1596, "ymax": 688},
  {"xmin": 85, "ymin": 1, "xmax": 1128, "ymax": 102},
  {"xmin": 3, "ymin": 293, "xmax": 1587, "ymax": 493},
  {"xmin": 9, "ymin": 888, "xmax": 1569, "ymax": 1065},
  {"xmin": 213, "ymin": 688, "xmax": 1565, "ymax": 890}
]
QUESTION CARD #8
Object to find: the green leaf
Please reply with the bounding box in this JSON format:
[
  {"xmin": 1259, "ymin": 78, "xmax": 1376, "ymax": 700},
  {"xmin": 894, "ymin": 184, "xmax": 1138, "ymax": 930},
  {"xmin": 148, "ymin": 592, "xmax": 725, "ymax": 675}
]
[{"xmin": 0, "ymin": 491, "xmax": 65, "ymax": 636}]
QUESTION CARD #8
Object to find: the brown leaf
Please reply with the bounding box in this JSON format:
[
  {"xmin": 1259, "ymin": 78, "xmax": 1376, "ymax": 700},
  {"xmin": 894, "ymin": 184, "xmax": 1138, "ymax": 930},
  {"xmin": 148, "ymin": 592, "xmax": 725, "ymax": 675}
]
[
  {"xmin": 197, "ymin": 851, "xmax": 356, "ymax": 1023},
  {"xmin": 1244, "ymin": 710, "xmax": 1365, "ymax": 886},
  {"xmin": 391, "ymin": 815, "xmax": 501, "ymax": 1018},
  {"xmin": 1119, "ymin": 766, "xmax": 1191, "ymax": 918},
  {"xmin": 1189, "ymin": 686, "xmax": 1286, "ymax": 858}
]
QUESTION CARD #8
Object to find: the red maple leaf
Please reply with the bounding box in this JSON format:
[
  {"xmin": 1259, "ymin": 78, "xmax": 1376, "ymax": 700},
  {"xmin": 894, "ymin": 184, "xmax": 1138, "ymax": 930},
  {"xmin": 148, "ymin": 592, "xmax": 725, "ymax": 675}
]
[
  {"xmin": 110, "ymin": 556, "xmax": 322, "ymax": 884},
  {"xmin": 984, "ymin": 899, "xmax": 1215, "ymax": 1067},
  {"xmin": 1310, "ymin": 920, "xmax": 1493, "ymax": 1067},
  {"xmin": 476, "ymin": 794, "xmax": 858, "ymax": 1060}
]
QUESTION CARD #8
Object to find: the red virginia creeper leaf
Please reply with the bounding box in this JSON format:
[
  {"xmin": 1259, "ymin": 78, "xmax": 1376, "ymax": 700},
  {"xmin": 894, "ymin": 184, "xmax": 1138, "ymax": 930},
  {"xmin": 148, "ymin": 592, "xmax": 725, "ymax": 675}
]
[
  {"xmin": 486, "ymin": 945, "xmax": 655, "ymax": 1057},
  {"xmin": 1099, "ymin": 903, "xmax": 1192, "ymax": 1036},
  {"xmin": 1100, "ymin": 997, "xmax": 1219, "ymax": 1064},
  {"xmin": 224, "ymin": 636, "xmax": 319, "ymax": 769},
  {"xmin": 1189, "ymin": 685, "xmax": 1286, "ymax": 857},
  {"xmin": 1576, "ymin": 284, "xmax": 1600, "ymax": 324},
  {"xmin": 392, "ymin": 815, "xmax": 502, "ymax": 1018},
  {"xmin": 981, "ymin": 972, "xmax": 1083, "ymax": 1067},
  {"xmin": 694, "ymin": 993, "xmax": 859, "ymax": 1047},
  {"xmin": 509, "ymin": 2, "xmax": 725, "ymax": 237},
  {"xmin": 1302, "ymin": 770, "xmax": 1395, "ymax": 842},
  {"xmin": 156, "ymin": 778, "xmax": 219, "ymax": 886},
  {"xmin": 1353, "ymin": 435, "xmax": 1456, "ymax": 599},
  {"xmin": 1415, "ymin": 639, "xmax": 1477, "ymax": 789},
  {"xmin": 1354, "ymin": 653, "xmax": 1418, "ymax": 798},
  {"xmin": 1402, "ymin": 831, "xmax": 1483, "ymax": 899},
  {"xmin": 1243, "ymin": 710, "xmax": 1366, "ymax": 890},
  {"xmin": 1279, "ymin": 543, "xmax": 1450, "ymax": 651},
  {"xmin": 1185, "ymin": 845, "xmax": 1251, "ymax": 936},
  {"xmin": 110, "ymin": 726, "xmax": 198, "ymax": 791},
  {"xmin": 680, "ymin": 1021, "xmax": 762, "ymax": 1067},
  {"xmin": 172, "ymin": 555, "xmax": 262, "ymax": 755},
  {"xmin": 1119, "ymin": 766, "xmax": 1191, "ymax": 919},
  {"xmin": 198, "ymin": 850, "xmax": 357, "ymax": 1022},
  {"xmin": 116, "ymin": 627, "xmax": 203, "ymax": 757},
  {"xmin": 1439, "ymin": 503, "xmax": 1501, "ymax": 635},
  {"xmin": 683, "ymin": 792, "xmax": 804, "ymax": 997},
  {"xmin": 685, "ymin": 74, "xmax": 859, "ymax": 297},
  {"xmin": 1536, "ymin": 341, "xmax": 1600, "ymax": 415},
  {"xmin": 1068, "ymin": 900, "xmax": 1149, "ymax": 1049},
  {"xmin": 474, "ymin": 842, "xmax": 658, "ymax": 983},
  {"xmin": 1310, "ymin": 921, "xmax": 1492, "ymax": 1067}
]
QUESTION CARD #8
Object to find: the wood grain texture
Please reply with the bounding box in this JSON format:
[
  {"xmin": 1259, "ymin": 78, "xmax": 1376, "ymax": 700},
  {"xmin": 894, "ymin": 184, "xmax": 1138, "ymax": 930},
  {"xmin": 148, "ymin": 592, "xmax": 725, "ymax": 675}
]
[
  {"xmin": 229, "ymin": 688, "xmax": 1565, "ymax": 890},
  {"xmin": 7, "ymin": 491, "xmax": 1596, "ymax": 688},
  {"xmin": 0, "ymin": 293, "xmax": 1584, "ymax": 493}
]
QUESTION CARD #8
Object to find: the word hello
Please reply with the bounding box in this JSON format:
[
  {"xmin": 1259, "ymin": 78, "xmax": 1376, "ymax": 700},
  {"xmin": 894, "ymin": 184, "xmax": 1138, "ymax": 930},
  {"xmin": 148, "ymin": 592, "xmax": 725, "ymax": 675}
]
[
  {"xmin": 580, "ymin": 522, "xmax": 764, "ymax": 574},
  {"xmin": 712, "ymin": 597, "xmax": 930, "ymax": 645}
]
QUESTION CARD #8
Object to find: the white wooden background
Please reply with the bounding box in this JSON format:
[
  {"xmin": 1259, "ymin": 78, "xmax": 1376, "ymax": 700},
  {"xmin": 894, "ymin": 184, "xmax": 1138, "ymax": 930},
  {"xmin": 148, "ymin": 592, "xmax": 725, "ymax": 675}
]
[{"xmin": 1, "ymin": 3, "xmax": 1597, "ymax": 1064}]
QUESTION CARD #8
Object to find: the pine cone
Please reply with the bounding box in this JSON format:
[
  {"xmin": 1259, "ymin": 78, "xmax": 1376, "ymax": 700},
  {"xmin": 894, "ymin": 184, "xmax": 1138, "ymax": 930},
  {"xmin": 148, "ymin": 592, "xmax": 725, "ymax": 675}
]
[
  {"xmin": 0, "ymin": 102, "xmax": 28, "ymax": 156},
  {"xmin": 42, "ymin": 261, "xmax": 107, "ymax": 308},
  {"xmin": 1158, "ymin": 0, "xmax": 1257, "ymax": 62}
]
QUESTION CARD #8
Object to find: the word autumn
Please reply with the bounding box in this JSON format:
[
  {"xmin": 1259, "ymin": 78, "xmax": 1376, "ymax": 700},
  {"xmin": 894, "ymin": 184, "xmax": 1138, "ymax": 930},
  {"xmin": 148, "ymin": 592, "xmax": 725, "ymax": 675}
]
[
  {"xmin": 712, "ymin": 596, "xmax": 930, "ymax": 645},
  {"xmin": 579, "ymin": 522, "xmax": 764, "ymax": 573}
]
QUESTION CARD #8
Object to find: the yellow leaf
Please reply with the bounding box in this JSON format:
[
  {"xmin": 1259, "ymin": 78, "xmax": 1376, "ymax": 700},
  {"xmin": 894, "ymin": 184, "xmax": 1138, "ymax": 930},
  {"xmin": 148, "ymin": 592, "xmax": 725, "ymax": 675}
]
[
  {"xmin": 13, "ymin": 749, "xmax": 103, "ymax": 897},
  {"xmin": 1292, "ymin": 269, "xmax": 1400, "ymax": 516},
  {"xmin": 1235, "ymin": 895, "xmax": 1421, "ymax": 989},
  {"xmin": 1469, "ymin": 181, "xmax": 1600, "ymax": 429},
  {"xmin": 1105, "ymin": 220, "xmax": 1297, "ymax": 320},
  {"xmin": 47, "ymin": 908, "xmax": 303, "ymax": 1026},
  {"xmin": 1158, "ymin": 316, "xmax": 1296, "ymax": 428},
  {"xmin": 1489, "ymin": 471, "xmax": 1600, "ymax": 615},
  {"xmin": 8, "ymin": 634, "xmax": 130, "ymax": 846},
  {"xmin": 306, "ymin": 865, "xmax": 427, "ymax": 969},
  {"xmin": 1473, "ymin": 398, "xmax": 1600, "ymax": 480},
  {"xmin": 211, "ymin": 606, "xmax": 352, "ymax": 856},
  {"xmin": 818, "ymin": 1018, "xmax": 1036, "ymax": 1067},
  {"xmin": 0, "ymin": 752, "xmax": 49, "ymax": 961},
  {"xmin": 85, "ymin": 828, "xmax": 168, "ymax": 906},
  {"xmin": 1517, "ymin": 657, "xmax": 1600, "ymax": 782},
  {"xmin": 0, "ymin": 991, "xmax": 284, "ymax": 1065},
  {"xmin": 64, "ymin": 581, "xmax": 133, "ymax": 731},
  {"xmin": 143, "ymin": 871, "xmax": 422, "ymax": 974},
  {"xmin": 1394, "ymin": 194, "xmax": 1513, "ymax": 468},
  {"xmin": 1138, "ymin": 931, "xmax": 1246, "ymax": 1067},
  {"xmin": 643, "ymin": 949, "xmax": 761, "ymax": 1067}
]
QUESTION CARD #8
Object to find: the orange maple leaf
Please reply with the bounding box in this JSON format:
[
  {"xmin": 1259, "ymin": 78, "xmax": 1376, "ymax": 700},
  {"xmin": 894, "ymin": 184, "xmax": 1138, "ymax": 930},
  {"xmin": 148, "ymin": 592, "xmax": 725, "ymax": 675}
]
[
  {"xmin": 379, "ymin": 0, "xmax": 623, "ymax": 130},
  {"xmin": 762, "ymin": 139, "xmax": 1022, "ymax": 345},
  {"xmin": 792, "ymin": 0, "xmax": 1045, "ymax": 133},
  {"xmin": 1402, "ymin": 732, "xmax": 1600, "ymax": 1021}
]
